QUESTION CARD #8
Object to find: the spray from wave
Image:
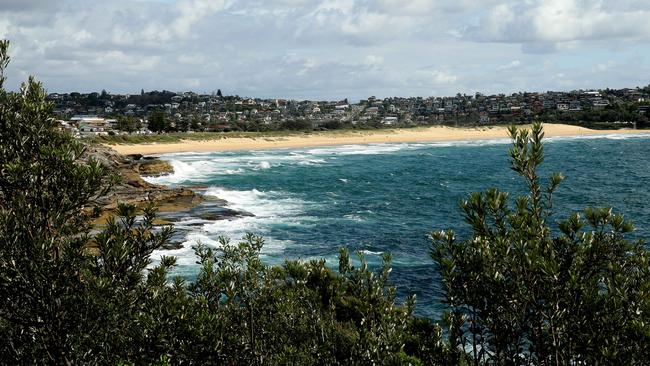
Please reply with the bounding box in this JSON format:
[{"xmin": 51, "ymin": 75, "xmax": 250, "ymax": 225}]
[{"xmin": 150, "ymin": 187, "xmax": 317, "ymax": 269}]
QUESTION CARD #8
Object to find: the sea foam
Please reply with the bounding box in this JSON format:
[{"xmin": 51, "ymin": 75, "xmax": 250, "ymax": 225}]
[{"xmin": 150, "ymin": 186, "xmax": 316, "ymax": 270}]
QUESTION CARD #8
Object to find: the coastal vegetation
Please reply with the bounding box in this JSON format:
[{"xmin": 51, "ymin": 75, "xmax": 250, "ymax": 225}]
[
  {"xmin": 431, "ymin": 123, "xmax": 650, "ymax": 364},
  {"xmin": 89, "ymin": 128, "xmax": 375, "ymax": 145},
  {"xmin": 2, "ymin": 39, "xmax": 650, "ymax": 365}
]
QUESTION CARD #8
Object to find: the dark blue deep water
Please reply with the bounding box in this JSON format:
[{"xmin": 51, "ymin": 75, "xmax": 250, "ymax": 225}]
[{"xmin": 146, "ymin": 134, "xmax": 650, "ymax": 318}]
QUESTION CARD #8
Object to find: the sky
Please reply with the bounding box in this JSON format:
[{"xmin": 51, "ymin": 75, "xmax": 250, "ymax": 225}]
[{"xmin": 0, "ymin": 0, "xmax": 649, "ymax": 100}]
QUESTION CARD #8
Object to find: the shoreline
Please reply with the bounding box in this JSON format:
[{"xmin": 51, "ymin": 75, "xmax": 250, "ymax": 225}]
[{"xmin": 107, "ymin": 124, "xmax": 650, "ymax": 155}]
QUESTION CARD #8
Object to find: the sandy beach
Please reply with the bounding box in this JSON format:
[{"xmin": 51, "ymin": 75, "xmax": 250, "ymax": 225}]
[{"xmin": 107, "ymin": 124, "xmax": 650, "ymax": 155}]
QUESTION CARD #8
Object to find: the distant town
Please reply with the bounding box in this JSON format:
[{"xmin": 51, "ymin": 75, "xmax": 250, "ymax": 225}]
[{"xmin": 46, "ymin": 86, "xmax": 650, "ymax": 137}]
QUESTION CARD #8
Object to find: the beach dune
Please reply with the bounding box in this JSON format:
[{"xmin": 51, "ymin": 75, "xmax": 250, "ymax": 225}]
[{"xmin": 108, "ymin": 124, "xmax": 650, "ymax": 155}]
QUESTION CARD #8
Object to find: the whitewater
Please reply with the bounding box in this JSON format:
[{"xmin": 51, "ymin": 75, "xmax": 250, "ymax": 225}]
[{"xmin": 145, "ymin": 134, "xmax": 650, "ymax": 318}]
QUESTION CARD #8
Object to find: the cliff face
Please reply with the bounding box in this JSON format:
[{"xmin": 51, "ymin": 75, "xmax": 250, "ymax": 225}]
[{"xmin": 83, "ymin": 145, "xmax": 203, "ymax": 223}]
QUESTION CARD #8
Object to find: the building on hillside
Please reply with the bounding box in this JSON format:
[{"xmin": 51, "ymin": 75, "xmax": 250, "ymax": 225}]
[
  {"xmin": 72, "ymin": 115, "xmax": 109, "ymax": 136},
  {"xmin": 365, "ymin": 106, "xmax": 379, "ymax": 116},
  {"xmin": 54, "ymin": 120, "xmax": 79, "ymax": 136},
  {"xmin": 382, "ymin": 116, "xmax": 398, "ymax": 125},
  {"xmin": 557, "ymin": 102, "xmax": 570, "ymax": 111},
  {"xmin": 569, "ymin": 101, "xmax": 582, "ymax": 111},
  {"xmin": 592, "ymin": 99, "xmax": 610, "ymax": 108}
]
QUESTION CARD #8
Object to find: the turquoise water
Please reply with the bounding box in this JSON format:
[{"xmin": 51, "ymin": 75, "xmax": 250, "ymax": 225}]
[{"xmin": 146, "ymin": 134, "xmax": 650, "ymax": 318}]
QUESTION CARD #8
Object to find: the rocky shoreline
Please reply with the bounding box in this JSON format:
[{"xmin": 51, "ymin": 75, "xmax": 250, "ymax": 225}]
[
  {"xmin": 85, "ymin": 145, "xmax": 204, "ymax": 225},
  {"xmin": 87, "ymin": 145, "xmax": 254, "ymax": 250}
]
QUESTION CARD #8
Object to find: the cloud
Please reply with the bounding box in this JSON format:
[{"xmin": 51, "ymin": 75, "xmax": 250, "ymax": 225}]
[
  {"xmin": 373, "ymin": 0, "xmax": 438, "ymax": 15},
  {"xmin": 466, "ymin": 0, "xmax": 650, "ymax": 48},
  {"xmin": 178, "ymin": 54, "xmax": 207, "ymax": 65},
  {"xmin": 0, "ymin": 0, "xmax": 647, "ymax": 99},
  {"xmin": 0, "ymin": 0, "xmax": 58, "ymax": 12},
  {"xmin": 363, "ymin": 55, "xmax": 384, "ymax": 68},
  {"xmin": 498, "ymin": 60, "xmax": 521, "ymax": 70},
  {"xmin": 0, "ymin": 19, "xmax": 9, "ymax": 39},
  {"xmin": 430, "ymin": 70, "xmax": 458, "ymax": 84},
  {"xmin": 172, "ymin": 0, "xmax": 232, "ymax": 37}
]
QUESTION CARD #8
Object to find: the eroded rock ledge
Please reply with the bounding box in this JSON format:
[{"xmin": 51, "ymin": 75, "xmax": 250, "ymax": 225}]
[{"xmin": 85, "ymin": 145, "xmax": 203, "ymax": 223}]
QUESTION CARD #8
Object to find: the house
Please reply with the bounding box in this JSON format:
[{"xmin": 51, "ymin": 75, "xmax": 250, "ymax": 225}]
[
  {"xmin": 73, "ymin": 116, "xmax": 109, "ymax": 136},
  {"xmin": 382, "ymin": 116, "xmax": 398, "ymax": 125},
  {"xmin": 542, "ymin": 100, "xmax": 555, "ymax": 109},
  {"xmin": 510, "ymin": 106, "xmax": 522, "ymax": 116},
  {"xmin": 365, "ymin": 106, "xmax": 379, "ymax": 116},
  {"xmin": 105, "ymin": 119, "xmax": 118, "ymax": 129},
  {"xmin": 592, "ymin": 99, "xmax": 610, "ymax": 108},
  {"xmin": 569, "ymin": 101, "xmax": 582, "ymax": 111},
  {"xmin": 334, "ymin": 104, "xmax": 348, "ymax": 115},
  {"xmin": 583, "ymin": 91, "xmax": 601, "ymax": 98},
  {"xmin": 557, "ymin": 102, "xmax": 570, "ymax": 111},
  {"xmin": 54, "ymin": 120, "xmax": 78, "ymax": 136}
]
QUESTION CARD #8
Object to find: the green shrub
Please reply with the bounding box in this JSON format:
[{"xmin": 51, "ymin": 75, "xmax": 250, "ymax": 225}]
[{"xmin": 431, "ymin": 122, "xmax": 650, "ymax": 365}]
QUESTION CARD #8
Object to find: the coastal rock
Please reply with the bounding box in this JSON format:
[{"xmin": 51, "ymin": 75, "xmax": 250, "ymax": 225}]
[
  {"xmin": 84, "ymin": 145, "xmax": 203, "ymax": 222},
  {"xmin": 162, "ymin": 241, "xmax": 184, "ymax": 250},
  {"xmin": 202, "ymin": 194, "xmax": 229, "ymax": 206},
  {"xmin": 198, "ymin": 208, "xmax": 254, "ymax": 221},
  {"xmin": 87, "ymin": 145, "xmax": 254, "ymax": 238},
  {"xmin": 137, "ymin": 159, "xmax": 174, "ymax": 177}
]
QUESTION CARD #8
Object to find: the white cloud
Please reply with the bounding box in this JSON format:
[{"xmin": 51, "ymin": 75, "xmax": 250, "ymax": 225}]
[
  {"xmin": 0, "ymin": 0, "xmax": 647, "ymax": 99},
  {"xmin": 498, "ymin": 60, "xmax": 520, "ymax": 70},
  {"xmin": 430, "ymin": 70, "xmax": 457, "ymax": 84},
  {"xmin": 172, "ymin": 0, "xmax": 232, "ymax": 36},
  {"xmin": 182, "ymin": 78, "xmax": 201, "ymax": 88},
  {"xmin": 374, "ymin": 0, "xmax": 437, "ymax": 15},
  {"xmin": 0, "ymin": 19, "xmax": 10, "ymax": 39},
  {"xmin": 178, "ymin": 54, "xmax": 206, "ymax": 65},
  {"xmin": 363, "ymin": 55, "xmax": 384, "ymax": 67},
  {"xmin": 467, "ymin": 0, "xmax": 650, "ymax": 45}
]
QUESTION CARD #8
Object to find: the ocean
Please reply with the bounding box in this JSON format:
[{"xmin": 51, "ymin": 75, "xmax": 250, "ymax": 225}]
[{"xmin": 145, "ymin": 134, "xmax": 650, "ymax": 318}]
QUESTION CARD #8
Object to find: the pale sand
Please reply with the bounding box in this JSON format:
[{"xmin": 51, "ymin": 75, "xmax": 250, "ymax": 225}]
[{"xmin": 107, "ymin": 124, "xmax": 650, "ymax": 155}]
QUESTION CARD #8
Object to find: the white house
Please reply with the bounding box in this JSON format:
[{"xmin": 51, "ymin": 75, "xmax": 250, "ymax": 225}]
[
  {"xmin": 73, "ymin": 116, "xmax": 109, "ymax": 136},
  {"xmin": 557, "ymin": 102, "xmax": 570, "ymax": 111},
  {"xmin": 382, "ymin": 116, "xmax": 398, "ymax": 125}
]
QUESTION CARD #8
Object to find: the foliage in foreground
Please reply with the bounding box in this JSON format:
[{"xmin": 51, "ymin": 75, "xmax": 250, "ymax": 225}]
[
  {"xmin": 431, "ymin": 122, "xmax": 650, "ymax": 365},
  {"xmin": 2, "ymin": 38, "xmax": 650, "ymax": 365}
]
